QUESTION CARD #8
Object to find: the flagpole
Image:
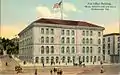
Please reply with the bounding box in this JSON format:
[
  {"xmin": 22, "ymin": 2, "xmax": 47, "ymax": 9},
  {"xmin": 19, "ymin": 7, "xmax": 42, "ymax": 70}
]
[{"xmin": 60, "ymin": 0, "xmax": 63, "ymax": 20}]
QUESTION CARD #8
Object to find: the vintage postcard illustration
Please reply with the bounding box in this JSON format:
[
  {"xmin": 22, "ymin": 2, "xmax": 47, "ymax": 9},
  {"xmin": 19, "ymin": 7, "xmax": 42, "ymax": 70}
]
[{"xmin": 0, "ymin": 0, "xmax": 120, "ymax": 75}]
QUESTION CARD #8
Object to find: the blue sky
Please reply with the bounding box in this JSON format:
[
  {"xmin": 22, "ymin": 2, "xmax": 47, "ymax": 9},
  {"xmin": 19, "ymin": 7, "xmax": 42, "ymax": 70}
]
[{"xmin": 1, "ymin": 0, "xmax": 120, "ymax": 38}]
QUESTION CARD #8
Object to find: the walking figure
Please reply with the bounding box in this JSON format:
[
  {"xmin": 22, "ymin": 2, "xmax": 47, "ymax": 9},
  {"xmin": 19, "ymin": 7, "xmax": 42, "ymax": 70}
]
[
  {"xmin": 5, "ymin": 62, "xmax": 8, "ymax": 66},
  {"xmin": 100, "ymin": 66, "xmax": 104, "ymax": 73},
  {"xmin": 50, "ymin": 69, "xmax": 53, "ymax": 75},
  {"xmin": 35, "ymin": 69, "xmax": 37, "ymax": 75}
]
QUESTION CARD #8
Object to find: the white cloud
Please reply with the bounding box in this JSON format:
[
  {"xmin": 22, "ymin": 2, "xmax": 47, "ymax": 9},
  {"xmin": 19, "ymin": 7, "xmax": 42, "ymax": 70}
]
[
  {"xmin": 63, "ymin": 2, "xmax": 81, "ymax": 12},
  {"xmin": 36, "ymin": 6, "xmax": 67, "ymax": 19}
]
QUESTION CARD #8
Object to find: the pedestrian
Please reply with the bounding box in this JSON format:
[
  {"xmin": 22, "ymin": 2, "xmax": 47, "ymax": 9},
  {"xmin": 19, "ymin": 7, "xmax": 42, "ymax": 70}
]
[
  {"xmin": 50, "ymin": 69, "xmax": 53, "ymax": 75},
  {"xmin": 5, "ymin": 62, "xmax": 8, "ymax": 66},
  {"xmin": 35, "ymin": 69, "xmax": 37, "ymax": 75},
  {"xmin": 60, "ymin": 69, "xmax": 63, "ymax": 75},
  {"xmin": 100, "ymin": 66, "xmax": 104, "ymax": 73}
]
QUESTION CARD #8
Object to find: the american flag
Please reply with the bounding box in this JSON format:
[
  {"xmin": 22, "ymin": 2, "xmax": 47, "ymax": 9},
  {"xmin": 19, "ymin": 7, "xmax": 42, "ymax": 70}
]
[{"xmin": 53, "ymin": 1, "xmax": 62, "ymax": 8}]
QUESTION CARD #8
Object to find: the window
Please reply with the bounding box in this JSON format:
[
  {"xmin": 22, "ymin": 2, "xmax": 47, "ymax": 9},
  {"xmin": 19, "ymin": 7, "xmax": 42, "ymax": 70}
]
[
  {"xmin": 41, "ymin": 28, "xmax": 44, "ymax": 34},
  {"xmin": 67, "ymin": 56, "xmax": 71, "ymax": 63},
  {"xmin": 94, "ymin": 56, "xmax": 96, "ymax": 62},
  {"xmin": 51, "ymin": 46, "xmax": 54, "ymax": 53},
  {"xmin": 86, "ymin": 38, "xmax": 89, "ymax": 44},
  {"xmin": 41, "ymin": 57, "xmax": 44, "ymax": 63},
  {"xmin": 71, "ymin": 47, "xmax": 75, "ymax": 53},
  {"xmin": 66, "ymin": 30, "xmax": 70, "ymax": 35},
  {"xmin": 46, "ymin": 28, "xmax": 49, "ymax": 34},
  {"xmin": 46, "ymin": 57, "xmax": 49, "ymax": 63},
  {"xmin": 86, "ymin": 47, "xmax": 89, "ymax": 53},
  {"xmin": 46, "ymin": 46, "xmax": 49, "ymax": 54},
  {"xmin": 51, "ymin": 29, "xmax": 54, "ymax": 34},
  {"xmin": 86, "ymin": 31, "xmax": 89, "ymax": 36},
  {"xmin": 118, "ymin": 43, "xmax": 120, "ymax": 48},
  {"xmin": 82, "ymin": 38, "xmax": 85, "ymax": 44},
  {"xmin": 41, "ymin": 46, "xmax": 44, "ymax": 54},
  {"xmin": 103, "ymin": 50, "xmax": 105, "ymax": 54},
  {"xmin": 56, "ymin": 57, "xmax": 59, "ymax": 63},
  {"xmin": 103, "ymin": 38, "xmax": 105, "ymax": 43},
  {"xmin": 90, "ymin": 56, "xmax": 92, "ymax": 62},
  {"xmin": 61, "ymin": 37, "xmax": 65, "ymax": 43},
  {"xmin": 46, "ymin": 37, "xmax": 49, "ymax": 43},
  {"xmin": 71, "ymin": 30, "xmax": 75, "ymax": 35},
  {"xmin": 83, "ymin": 56, "xmax": 85, "ymax": 62},
  {"xmin": 71, "ymin": 37, "xmax": 75, "ymax": 44},
  {"xmin": 82, "ymin": 47, "xmax": 85, "ymax": 53},
  {"xmin": 66, "ymin": 37, "xmax": 70, "ymax": 43},
  {"xmin": 51, "ymin": 57, "xmax": 54, "ymax": 63},
  {"xmin": 98, "ymin": 39, "xmax": 101, "ymax": 44},
  {"xmin": 90, "ymin": 31, "xmax": 93, "ymax": 36},
  {"xmin": 118, "ymin": 37, "xmax": 120, "ymax": 42},
  {"xmin": 61, "ymin": 30, "xmax": 64, "ymax": 35},
  {"xmin": 82, "ymin": 31, "xmax": 85, "ymax": 36},
  {"xmin": 108, "ymin": 50, "xmax": 110, "ymax": 54},
  {"xmin": 108, "ymin": 37, "xmax": 110, "ymax": 42},
  {"xmin": 62, "ymin": 56, "xmax": 65, "ymax": 63},
  {"xmin": 98, "ymin": 32, "xmax": 101, "ymax": 37},
  {"xmin": 98, "ymin": 47, "xmax": 101, "ymax": 53},
  {"xmin": 108, "ymin": 44, "xmax": 110, "ymax": 49},
  {"xmin": 90, "ymin": 38, "xmax": 93, "ymax": 44},
  {"xmin": 61, "ymin": 47, "xmax": 65, "ymax": 53},
  {"xmin": 86, "ymin": 56, "xmax": 89, "ymax": 62},
  {"xmin": 41, "ymin": 37, "xmax": 44, "ymax": 43},
  {"xmin": 103, "ymin": 44, "xmax": 105, "ymax": 49},
  {"xmin": 72, "ymin": 56, "xmax": 75, "ymax": 63},
  {"xmin": 90, "ymin": 47, "xmax": 92, "ymax": 53},
  {"xmin": 98, "ymin": 56, "xmax": 101, "ymax": 61},
  {"xmin": 66, "ymin": 47, "xmax": 70, "ymax": 53},
  {"xmin": 51, "ymin": 37, "xmax": 54, "ymax": 43}
]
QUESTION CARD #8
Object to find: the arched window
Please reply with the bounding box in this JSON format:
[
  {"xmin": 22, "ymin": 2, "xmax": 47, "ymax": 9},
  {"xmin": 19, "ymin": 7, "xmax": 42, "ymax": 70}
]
[
  {"xmin": 98, "ymin": 39, "xmax": 101, "ymax": 44},
  {"xmin": 51, "ymin": 29, "xmax": 54, "ymax": 34},
  {"xmin": 72, "ymin": 37, "xmax": 75, "ymax": 43},
  {"xmin": 86, "ymin": 31, "xmax": 89, "ymax": 36},
  {"xmin": 90, "ymin": 56, "xmax": 92, "ymax": 62},
  {"xmin": 35, "ymin": 57, "xmax": 39, "ymax": 63},
  {"xmin": 82, "ymin": 47, "xmax": 85, "ymax": 53},
  {"xmin": 86, "ymin": 47, "xmax": 89, "ymax": 53},
  {"xmin": 83, "ymin": 56, "xmax": 85, "ymax": 62},
  {"xmin": 67, "ymin": 56, "xmax": 71, "ymax": 63},
  {"xmin": 41, "ymin": 28, "xmax": 44, "ymax": 34},
  {"xmin": 41, "ymin": 57, "xmax": 44, "ymax": 63},
  {"xmin": 61, "ymin": 47, "xmax": 65, "ymax": 53},
  {"xmin": 46, "ymin": 28, "xmax": 49, "ymax": 34},
  {"xmin": 41, "ymin": 37, "xmax": 44, "ymax": 43},
  {"xmin": 46, "ymin": 46, "xmax": 49, "ymax": 54},
  {"xmin": 51, "ymin": 37, "xmax": 54, "ymax": 43},
  {"xmin": 86, "ymin": 38, "xmax": 89, "ymax": 44},
  {"xmin": 98, "ymin": 47, "xmax": 101, "ymax": 53},
  {"xmin": 51, "ymin": 57, "xmax": 54, "ymax": 63},
  {"xmin": 72, "ymin": 56, "xmax": 75, "ymax": 63},
  {"xmin": 61, "ymin": 30, "xmax": 64, "ymax": 35},
  {"xmin": 46, "ymin": 37, "xmax": 49, "ymax": 43},
  {"xmin": 66, "ymin": 30, "xmax": 70, "ymax": 35},
  {"xmin": 98, "ymin": 32, "xmax": 101, "ymax": 37},
  {"xmin": 82, "ymin": 38, "xmax": 85, "ymax": 44},
  {"xmin": 90, "ymin": 47, "xmax": 92, "ymax": 53},
  {"xmin": 90, "ymin": 38, "xmax": 93, "ymax": 44},
  {"xmin": 90, "ymin": 31, "xmax": 93, "ymax": 36},
  {"xmin": 71, "ymin": 47, "xmax": 75, "ymax": 53},
  {"xmin": 86, "ymin": 56, "xmax": 89, "ymax": 62},
  {"xmin": 66, "ymin": 47, "xmax": 70, "ymax": 53},
  {"xmin": 51, "ymin": 46, "xmax": 54, "ymax": 53},
  {"xmin": 56, "ymin": 57, "xmax": 59, "ymax": 63},
  {"xmin": 41, "ymin": 46, "xmax": 44, "ymax": 54},
  {"xmin": 66, "ymin": 37, "xmax": 70, "ymax": 43},
  {"xmin": 71, "ymin": 30, "xmax": 74, "ymax": 35},
  {"xmin": 82, "ymin": 31, "xmax": 85, "ymax": 36},
  {"xmin": 61, "ymin": 37, "xmax": 65, "ymax": 43},
  {"xmin": 46, "ymin": 57, "xmax": 49, "ymax": 63},
  {"xmin": 62, "ymin": 56, "xmax": 65, "ymax": 63}
]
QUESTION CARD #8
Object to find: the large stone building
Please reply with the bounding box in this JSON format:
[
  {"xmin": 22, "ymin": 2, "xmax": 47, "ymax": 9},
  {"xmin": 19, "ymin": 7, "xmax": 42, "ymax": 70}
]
[
  {"xmin": 103, "ymin": 33, "xmax": 120, "ymax": 63},
  {"xmin": 18, "ymin": 18, "xmax": 104, "ymax": 66}
]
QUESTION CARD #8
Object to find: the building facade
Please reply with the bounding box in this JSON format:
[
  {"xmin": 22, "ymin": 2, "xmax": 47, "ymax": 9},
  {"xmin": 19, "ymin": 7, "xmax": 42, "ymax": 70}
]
[
  {"xmin": 103, "ymin": 33, "xmax": 120, "ymax": 63},
  {"xmin": 18, "ymin": 18, "xmax": 104, "ymax": 66}
]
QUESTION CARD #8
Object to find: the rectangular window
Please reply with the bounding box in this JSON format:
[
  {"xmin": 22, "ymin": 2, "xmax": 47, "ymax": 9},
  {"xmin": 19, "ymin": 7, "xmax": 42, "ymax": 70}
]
[
  {"xmin": 41, "ymin": 28, "xmax": 44, "ymax": 34},
  {"xmin": 108, "ymin": 37, "xmax": 110, "ymax": 42}
]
